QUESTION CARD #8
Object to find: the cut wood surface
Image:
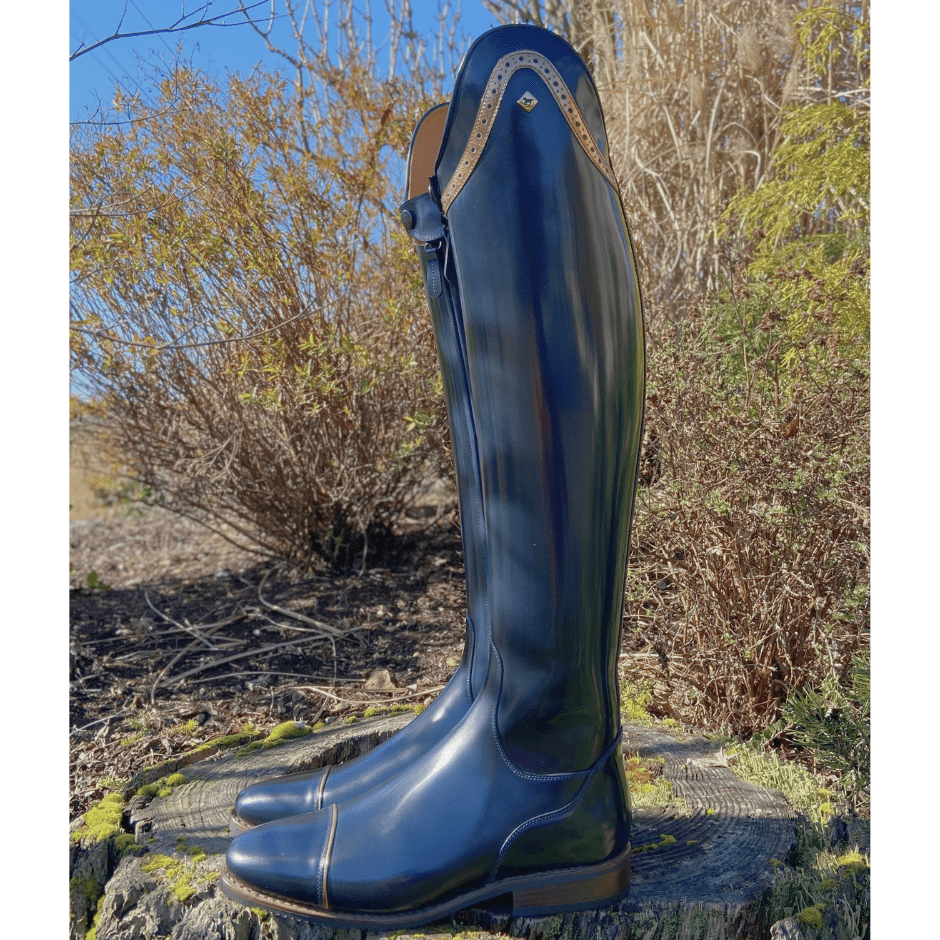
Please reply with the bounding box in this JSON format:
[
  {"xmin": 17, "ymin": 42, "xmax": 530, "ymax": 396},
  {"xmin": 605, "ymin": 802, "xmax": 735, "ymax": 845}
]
[{"xmin": 72, "ymin": 716, "xmax": 797, "ymax": 940}]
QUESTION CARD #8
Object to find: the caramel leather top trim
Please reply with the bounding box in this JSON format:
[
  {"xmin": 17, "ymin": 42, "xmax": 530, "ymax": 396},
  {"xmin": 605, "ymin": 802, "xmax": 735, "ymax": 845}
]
[
  {"xmin": 441, "ymin": 51, "xmax": 619, "ymax": 213},
  {"xmin": 408, "ymin": 104, "xmax": 449, "ymax": 200}
]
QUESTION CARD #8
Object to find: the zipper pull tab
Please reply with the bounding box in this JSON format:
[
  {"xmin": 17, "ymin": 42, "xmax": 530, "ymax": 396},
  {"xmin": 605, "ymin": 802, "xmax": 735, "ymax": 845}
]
[
  {"xmin": 423, "ymin": 243, "xmax": 443, "ymax": 298},
  {"xmin": 400, "ymin": 192, "xmax": 447, "ymax": 298}
]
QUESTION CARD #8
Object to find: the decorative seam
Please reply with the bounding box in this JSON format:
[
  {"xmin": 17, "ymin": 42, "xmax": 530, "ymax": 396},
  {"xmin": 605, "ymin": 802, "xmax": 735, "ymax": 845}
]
[
  {"xmin": 489, "ymin": 729, "xmax": 623, "ymax": 882},
  {"xmin": 441, "ymin": 50, "xmax": 618, "ymax": 213},
  {"xmin": 488, "ymin": 643, "xmax": 593, "ymax": 784},
  {"xmin": 314, "ymin": 765, "xmax": 330, "ymax": 813},
  {"xmin": 318, "ymin": 803, "xmax": 338, "ymax": 910}
]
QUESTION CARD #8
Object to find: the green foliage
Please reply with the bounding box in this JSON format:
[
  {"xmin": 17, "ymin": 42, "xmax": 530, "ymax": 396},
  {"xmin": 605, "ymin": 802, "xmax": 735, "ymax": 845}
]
[
  {"xmin": 620, "ymin": 680, "xmax": 655, "ymax": 727},
  {"xmin": 85, "ymin": 569, "xmax": 110, "ymax": 591},
  {"xmin": 767, "ymin": 848, "xmax": 869, "ymax": 940},
  {"xmin": 718, "ymin": 3, "xmax": 870, "ymax": 359},
  {"xmin": 776, "ymin": 649, "xmax": 870, "ymax": 811},
  {"xmin": 729, "ymin": 744, "xmax": 834, "ymax": 825},
  {"xmin": 70, "ymin": 45, "xmax": 453, "ymax": 568},
  {"xmin": 728, "ymin": 740, "xmax": 869, "ymax": 938}
]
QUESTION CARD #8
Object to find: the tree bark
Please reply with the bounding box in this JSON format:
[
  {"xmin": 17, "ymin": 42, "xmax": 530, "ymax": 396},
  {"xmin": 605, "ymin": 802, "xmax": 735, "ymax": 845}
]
[{"xmin": 70, "ymin": 717, "xmax": 797, "ymax": 940}]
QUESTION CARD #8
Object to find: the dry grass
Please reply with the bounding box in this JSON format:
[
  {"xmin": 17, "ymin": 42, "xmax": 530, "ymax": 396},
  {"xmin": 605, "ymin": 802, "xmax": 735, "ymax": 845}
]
[
  {"xmin": 69, "ymin": 419, "xmax": 126, "ymax": 523},
  {"xmin": 486, "ymin": 0, "xmax": 871, "ymax": 319},
  {"xmin": 70, "ymin": 3, "xmax": 462, "ymax": 568},
  {"xmin": 623, "ymin": 302, "xmax": 869, "ymax": 735}
]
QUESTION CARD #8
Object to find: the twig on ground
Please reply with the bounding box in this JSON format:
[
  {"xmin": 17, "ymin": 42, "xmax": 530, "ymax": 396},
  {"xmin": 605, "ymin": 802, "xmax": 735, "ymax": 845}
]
[
  {"xmin": 256, "ymin": 568, "xmax": 355, "ymax": 641},
  {"xmin": 144, "ymin": 589, "xmax": 235, "ymax": 648},
  {"xmin": 149, "ymin": 610, "xmax": 248, "ymax": 704},
  {"xmin": 292, "ymin": 684, "xmax": 446, "ymax": 707}
]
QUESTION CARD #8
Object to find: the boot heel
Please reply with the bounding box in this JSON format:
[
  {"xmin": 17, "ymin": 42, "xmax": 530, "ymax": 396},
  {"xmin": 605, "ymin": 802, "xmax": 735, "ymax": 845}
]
[{"xmin": 509, "ymin": 843, "xmax": 631, "ymax": 916}]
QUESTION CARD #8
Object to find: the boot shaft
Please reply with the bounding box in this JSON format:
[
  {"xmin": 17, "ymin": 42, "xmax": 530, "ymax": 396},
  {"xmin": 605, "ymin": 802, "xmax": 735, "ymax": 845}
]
[{"xmin": 406, "ymin": 25, "xmax": 645, "ymax": 776}]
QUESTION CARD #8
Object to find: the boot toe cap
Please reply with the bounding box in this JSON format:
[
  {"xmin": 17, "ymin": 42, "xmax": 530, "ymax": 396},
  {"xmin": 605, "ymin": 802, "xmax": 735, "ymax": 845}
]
[
  {"xmin": 232, "ymin": 769, "xmax": 326, "ymax": 828},
  {"xmin": 226, "ymin": 812, "xmax": 331, "ymax": 906}
]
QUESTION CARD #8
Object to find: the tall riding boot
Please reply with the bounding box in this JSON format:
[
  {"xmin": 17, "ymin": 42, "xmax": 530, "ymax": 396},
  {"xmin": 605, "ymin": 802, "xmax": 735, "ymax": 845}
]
[
  {"xmin": 229, "ymin": 102, "xmax": 491, "ymax": 832},
  {"xmin": 222, "ymin": 23, "xmax": 645, "ymax": 927}
]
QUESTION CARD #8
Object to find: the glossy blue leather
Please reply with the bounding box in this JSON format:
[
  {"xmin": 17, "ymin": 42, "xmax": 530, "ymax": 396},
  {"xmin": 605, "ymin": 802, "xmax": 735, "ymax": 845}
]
[
  {"xmin": 223, "ymin": 24, "xmax": 645, "ymax": 926},
  {"xmin": 230, "ymin": 103, "xmax": 491, "ymax": 831}
]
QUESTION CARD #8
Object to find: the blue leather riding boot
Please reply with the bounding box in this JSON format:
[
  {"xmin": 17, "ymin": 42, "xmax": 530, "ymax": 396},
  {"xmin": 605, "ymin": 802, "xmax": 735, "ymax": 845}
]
[
  {"xmin": 229, "ymin": 103, "xmax": 491, "ymax": 834},
  {"xmin": 222, "ymin": 23, "xmax": 645, "ymax": 928}
]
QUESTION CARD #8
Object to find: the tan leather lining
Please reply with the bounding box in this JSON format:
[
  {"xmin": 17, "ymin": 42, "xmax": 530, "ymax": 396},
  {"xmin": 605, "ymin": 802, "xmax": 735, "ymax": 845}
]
[
  {"xmin": 408, "ymin": 104, "xmax": 449, "ymax": 200},
  {"xmin": 441, "ymin": 52, "xmax": 619, "ymax": 213}
]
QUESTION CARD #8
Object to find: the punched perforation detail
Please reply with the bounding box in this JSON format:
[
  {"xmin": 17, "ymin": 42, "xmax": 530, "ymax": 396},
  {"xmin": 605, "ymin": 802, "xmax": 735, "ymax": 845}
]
[{"xmin": 441, "ymin": 51, "xmax": 619, "ymax": 213}]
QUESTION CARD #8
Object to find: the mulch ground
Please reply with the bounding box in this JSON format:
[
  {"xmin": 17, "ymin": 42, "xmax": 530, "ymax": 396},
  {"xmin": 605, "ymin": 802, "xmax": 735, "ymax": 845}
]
[{"xmin": 68, "ymin": 501, "xmax": 470, "ymax": 821}]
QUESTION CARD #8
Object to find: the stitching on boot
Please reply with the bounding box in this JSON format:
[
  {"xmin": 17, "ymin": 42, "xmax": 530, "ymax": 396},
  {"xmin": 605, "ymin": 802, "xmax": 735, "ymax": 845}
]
[
  {"xmin": 441, "ymin": 51, "xmax": 619, "ymax": 213},
  {"xmin": 318, "ymin": 803, "xmax": 339, "ymax": 910},
  {"xmin": 488, "ymin": 644, "xmax": 593, "ymax": 783},
  {"xmin": 315, "ymin": 765, "xmax": 330, "ymax": 813},
  {"xmin": 488, "ymin": 730, "xmax": 624, "ymax": 882}
]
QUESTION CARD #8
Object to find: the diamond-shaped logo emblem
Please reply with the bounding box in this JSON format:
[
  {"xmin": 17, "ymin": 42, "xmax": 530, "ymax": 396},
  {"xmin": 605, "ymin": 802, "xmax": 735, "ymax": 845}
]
[{"xmin": 517, "ymin": 92, "xmax": 538, "ymax": 112}]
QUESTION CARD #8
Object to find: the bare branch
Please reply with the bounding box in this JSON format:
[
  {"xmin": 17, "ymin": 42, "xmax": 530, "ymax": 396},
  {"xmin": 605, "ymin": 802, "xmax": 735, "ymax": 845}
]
[{"xmin": 70, "ymin": 0, "xmax": 271, "ymax": 61}]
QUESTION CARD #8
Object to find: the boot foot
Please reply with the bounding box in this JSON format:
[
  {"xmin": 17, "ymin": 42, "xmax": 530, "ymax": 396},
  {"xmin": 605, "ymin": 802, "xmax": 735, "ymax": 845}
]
[{"xmin": 219, "ymin": 840, "xmax": 631, "ymax": 929}]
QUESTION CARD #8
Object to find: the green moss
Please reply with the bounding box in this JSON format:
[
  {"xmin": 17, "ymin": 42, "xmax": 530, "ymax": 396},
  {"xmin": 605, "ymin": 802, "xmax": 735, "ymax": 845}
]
[
  {"xmin": 343, "ymin": 715, "xmax": 358, "ymax": 725},
  {"xmin": 191, "ymin": 730, "xmax": 262, "ymax": 754},
  {"xmin": 85, "ymin": 895, "xmax": 104, "ymax": 940},
  {"xmin": 634, "ymin": 833, "xmax": 677, "ymax": 853},
  {"xmin": 266, "ymin": 720, "xmax": 311, "ymax": 743},
  {"xmin": 705, "ymin": 808, "xmax": 717, "ymax": 816},
  {"xmin": 235, "ymin": 741, "xmax": 265, "ymax": 757},
  {"xmin": 237, "ymin": 720, "xmax": 312, "ymax": 755},
  {"xmin": 250, "ymin": 906, "xmax": 269, "ymax": 921},
  {"xmin": 135, "ymin": 772, "xmax": 187, "ymax": 800},
  {"xmin": 70, "ymin": 874, "xmax": 100, "ymax": 909},
  {"xmin": 142, "ymin": 758, "xmax": 176, "ymax": 776},
  {"xmin": 413, "ymin": 703, "xmax": 426, "ymax": 715},
  {"xmin": 363, "ymin": 706, "xmax": 381, "ymax": 718},
  {"xmin": 141, "ymin": 851, "xmax": 215, "ymax": 903},
  {"xmin": 623, "ymin": 755, "xmax": 690, "ymax": 813},
  {"xmin": 312, "ymin": 721, "xmax": 326, "ymax": 732},
  {"xmin": 114, "ymin": 833, "xmax": 146, "ymax": 859},
  {"xmin": 661, "ymin": 717, "xmax": 680, "ymax": 730},
  {"xmin": 71, "ymin": 793, "xmax": 125, "ymax": 843},
  {"xmin": 796, "ymin": 905, "xmax": 823, "ymax": 929}
]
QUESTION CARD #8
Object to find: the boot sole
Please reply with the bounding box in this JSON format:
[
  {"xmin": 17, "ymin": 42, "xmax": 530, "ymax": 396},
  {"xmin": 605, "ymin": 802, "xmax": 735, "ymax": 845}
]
[
  {"xmin": 219, "ymin": 841, "xmax": 630, "ymax": 929},
  {"xmin": 228, "ymin": 814, "xmax": 251, "ymax": 836}
]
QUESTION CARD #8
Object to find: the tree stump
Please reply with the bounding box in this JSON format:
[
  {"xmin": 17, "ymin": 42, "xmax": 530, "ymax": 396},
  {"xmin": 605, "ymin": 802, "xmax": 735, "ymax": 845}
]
[{"xmin": 70, "ymin": 716, "xmax": 797, "ymax": 940}]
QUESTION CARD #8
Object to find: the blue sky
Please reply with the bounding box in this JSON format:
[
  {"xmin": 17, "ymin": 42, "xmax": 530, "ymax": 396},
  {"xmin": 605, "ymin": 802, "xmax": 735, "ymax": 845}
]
[{"xmin": 69, "ymin": 0, "xmax": 503, "ymax": 123}]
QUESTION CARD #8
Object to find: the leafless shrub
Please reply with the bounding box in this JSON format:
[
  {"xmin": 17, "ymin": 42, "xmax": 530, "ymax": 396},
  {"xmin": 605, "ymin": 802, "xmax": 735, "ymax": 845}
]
[
  {"xmin": 70, "ymin": 2, "xmax": 462, "ymax": 569},
  {"xmin": 624, "ymin": 283, "xmax": 869, "ymax": 735}
]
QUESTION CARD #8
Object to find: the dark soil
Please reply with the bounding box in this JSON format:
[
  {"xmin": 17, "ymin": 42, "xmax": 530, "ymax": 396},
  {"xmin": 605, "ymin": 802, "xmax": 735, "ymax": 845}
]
[{"xmin": 69, "ymin": 498, "xmax": 469, "ymax": 821}]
